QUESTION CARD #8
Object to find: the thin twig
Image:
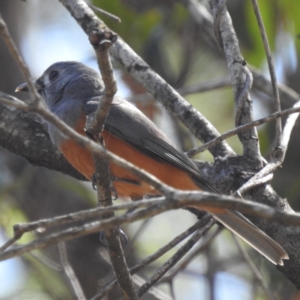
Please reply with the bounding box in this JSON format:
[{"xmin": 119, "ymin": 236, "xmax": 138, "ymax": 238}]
[
  {"xmin": 131, "ymin": 275, "xmax": 173, "ymax": 300},
  {"xmin": 236, "ymin": 100, "xmax": 300, "ymax": 195},
  {"xmin": 87, "ymin": 3, "xmax": 121, "ymax": 23},
  {"xmin": 232, "ymin": 235, "xmax": 277, "ymax": 300},
  {"xmin": 234, "ymin": 173, "xmax": 273, "ymax": 197},
  {"xmin": 250, "ymin": 67, "xmax": 299, "ymax": 105},
  {"xmin": 30, "ymin": 252, "xmax": 63, "ymax": 272},
  {"xmin": 251, "ymin": 0, "xmax": 282, "ymax": 148},
  {"xmin": 92, "ymin": 219, "xmax": 207, "ymax": 299},
  {"xmin": 273, "ymin": 101, "xmax": 300, "ymax": 161},
  {"xmin": 0, "ymin": 92, "xmax": 29, "ymax": 110},
  {"xmin": 58, "ymin": 242, "xmax": 86, "ymax": 300},
  {"xmin": 0, "ymin": 232, "xmax": 23, "ymax": 252},
  {"xmin": 138, "ymin": 216, "xmax": 215, "ymax": 297},
  {"xmin": 177, "ymin": 76, "xmax": 231, "ymax": 95},
  {"xmin": 159, "ymin": 226, "xmax": 222, "ymax": 284},
  {"xmin": 186, "ymin": 102, "xmax": 300, "ymax": 157}
]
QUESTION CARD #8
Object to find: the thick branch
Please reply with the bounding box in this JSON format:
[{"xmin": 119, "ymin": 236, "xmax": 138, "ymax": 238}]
[
  {"xmin": 209, "ymin": 0, "xmax": 262, "ymax": 166},
  {"xmin": 0, "ymin": 101, "xmax": 85, "ymax": 180}
]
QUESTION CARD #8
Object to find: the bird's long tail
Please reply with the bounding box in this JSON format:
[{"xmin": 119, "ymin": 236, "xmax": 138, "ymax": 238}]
[{"xmin": 213, "ymin": 210, "xmax": 288, "ymax": 265}]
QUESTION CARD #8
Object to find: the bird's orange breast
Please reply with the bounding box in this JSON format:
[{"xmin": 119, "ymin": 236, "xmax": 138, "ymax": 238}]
[{"xmin": 59, "ymin": 115, "xmax": 201, "ymax": 199}]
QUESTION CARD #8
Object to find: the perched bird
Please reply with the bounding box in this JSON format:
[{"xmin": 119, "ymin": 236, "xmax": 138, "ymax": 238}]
[{"xmin": 16, "ymin": 61, "xmax": 288, "ymax": 265}]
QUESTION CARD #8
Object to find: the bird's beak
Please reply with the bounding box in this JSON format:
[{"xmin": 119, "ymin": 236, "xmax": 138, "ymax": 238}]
[
  {"xmin": 15, "ymin": 82, "xmax": 29, "ymax": 92},
  {"xmin": 15, "ymin": 81, "xmax": 42, "ymax": 93}
]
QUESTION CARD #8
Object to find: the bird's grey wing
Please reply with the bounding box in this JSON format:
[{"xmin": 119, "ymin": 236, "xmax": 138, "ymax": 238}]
[{"xmin": 83, "ymin": 97, "xmax": 217, "ymax": 192}]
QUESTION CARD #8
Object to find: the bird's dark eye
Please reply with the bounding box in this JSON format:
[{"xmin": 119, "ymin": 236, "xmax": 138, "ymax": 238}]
[{"xmin": 49, "ymin": 70, "xmax": 59, "ymax": 80}]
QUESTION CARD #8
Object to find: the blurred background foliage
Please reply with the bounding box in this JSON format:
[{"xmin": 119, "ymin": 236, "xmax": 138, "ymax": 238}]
[{"xmin": 0, "ymin": 0, "xmax": 300, "ymax": 299}]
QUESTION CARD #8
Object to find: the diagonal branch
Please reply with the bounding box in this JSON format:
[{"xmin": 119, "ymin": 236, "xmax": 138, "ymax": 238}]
[
  {"xmin": 138, "ymin": 216, "xmax": 215, "ymax": 297},
  {"xmin": 159, "ymin": 226, "xmax": 222, "ymax": 285},
  {"xmin": 95, "ymin": 219, "xmax": 206, "ymax": 299},
  {"xmin": 187, "ymin": 102, "xmax": 300, "ymax": 157},
  {"xmin": 236, "ymin": 100, "xmax": 300, "ymax": 196}
]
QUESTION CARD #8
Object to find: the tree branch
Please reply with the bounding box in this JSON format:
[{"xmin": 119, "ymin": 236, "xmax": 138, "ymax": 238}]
[
  {"xmin": 138, "ymin": 216, "xmax": 215, "ymax": 297},
  {"xmin": 94, "ymin": 220, "xmax": 204, "ymax": 299},
  {"xmin": 209, "ymin": 0, "xmax": 262, "ymax": 166},
  {"xmin": 187, "ymin": 102, "xmax": 300, "ymax": 157},
  {"xmin": 2, "ymin": 192, "xmax": 300, "ymax": 262},
  {"xmin": 236, "ymin": 100, "xmax": 300, "ymax": 196},
  {"xmin": 86, "ymin": 27, "xmax": 138, "ymax": 300}
]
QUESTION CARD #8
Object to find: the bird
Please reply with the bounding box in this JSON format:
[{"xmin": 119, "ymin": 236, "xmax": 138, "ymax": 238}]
[{"xmin": 16, "ymin": 61, "xmax": 288, "ymax": 265}]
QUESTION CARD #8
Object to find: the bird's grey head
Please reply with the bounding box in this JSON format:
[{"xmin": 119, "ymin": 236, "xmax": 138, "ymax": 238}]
[{"xmin": 17, "ymin": 61, "xmax": 104, "ymax": 110}]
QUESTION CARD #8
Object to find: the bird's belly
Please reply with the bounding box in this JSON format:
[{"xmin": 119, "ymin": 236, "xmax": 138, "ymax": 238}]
[{"xmin": 59, "ymin": 115, "xmax": 199, "ymax": 199}]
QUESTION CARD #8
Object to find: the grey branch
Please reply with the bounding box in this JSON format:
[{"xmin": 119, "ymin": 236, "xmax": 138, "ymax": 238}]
[
  {"xmin": 138, "ymin": 216, "xmax": 215, "ymax": 297},
  {"xmin": 159, "ymin": 226, "xmax": 222, "ymax": 285},
  {"xmin": 236, "ymin": 100, "xmax": 300, "ymax": 196},
  {"xmin": 94, "ymin": 220, "xmax": 204, "ymax": 299},
  {"xmin": 210, "ymin": 0, "xmax": 262, "ymax": 166},
  {"xmin": 187, "ymin": 102, "xmax": 300, "ymax": 157},
  {"xmin": 2, "ymin": 192, "xmax": 300, "ymax": 262},
  {"xmin": 87, "ymin": 27, "xmax": 138, "ymax": 300}
]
